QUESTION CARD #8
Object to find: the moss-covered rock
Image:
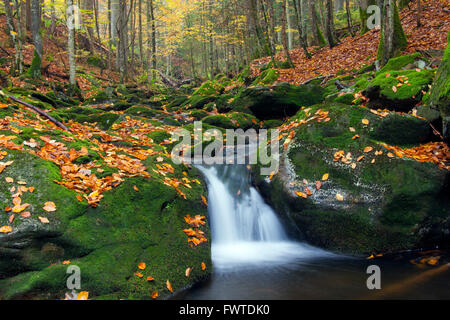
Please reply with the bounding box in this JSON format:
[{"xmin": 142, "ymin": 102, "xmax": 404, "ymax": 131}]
[
  {"xmin": 252, "ymin": 69, "xmax": 279, "ymax": 86},
  {"xmin": 254, "ymin": 103, "xmax": 449, "ymax": 254},
  {"xmin": 363, "ymin": 69, "xmax": 435, "ymax": 111},
  {"xmin": 231, "ymin": 82, "xmax": 327, "ymax": 120},
  {"xmin": 428, "ymin": 31, "xmax": 450, "ymax": 142},
  {"xmin": 52, "ymin": 107, "xmax": 120, "ymax": 130},
  {"xmin": 0, "ymin": 150, "xmax": 211, "ymax": 300}
]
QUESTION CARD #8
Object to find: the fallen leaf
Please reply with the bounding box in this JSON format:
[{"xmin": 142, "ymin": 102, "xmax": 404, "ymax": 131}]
[
  {"xmin": 201, "ymin": 195, "xmax": 208, "ymax": 206},
  {"xmin": 364, "ymin": 147, "xmax": 374, "ymax": 153},
  {"xmin": 151, "ymin": 291, "xmax": 158, "ymax": 299},
  {"xmin": 133, "ymin": 185, "xmax": 139, "ymax": 192},
  {"xmin": 362, "ymin": 119, "xmax": 370, "ymax": 125},
  {"xmin": 62, "ymin": 260, "xmax": 71, "ymax": 265},
  {"xmin": 315, "ymin": 181, "xmax": 322, "ymax": 190},
  {"xmin": 38, "ymin": 217, "xmax": 50, "ymax": 224},
  {"xmin": 147, "ymin": 276, "xmax": 155, "ymax": 282},
  {"xmin": 0, "ymin": 226, "xmax": 12, "ymax": 233},
  {"xmin": 295, "ymin": 191, "xmax": 307, "ymax": 199},
  {"xmin": 76, "ymin": 291, "xmax": 89, "ymax": 300},
  {"xmin": 166, "ymin": 280, "xmax": 173, "ymax": 293},
  {"xmin": 201, "ymin": 262, "xmax": 206, "ymax": 271},
  {"xmin": 185, "ymin": 267, "xmax": 191, "ymax": 278},
  {"xmin": 322, "ymin": 173, "xmax": 329, "ymax": 181},
  {"xmin": 138, "ymin": 262, "xmax": 146, "ymax": 270},
  {"xmin": 5, "ymin": 177, "xmax": 13, "ymax": 183},
  {"xmin": 43, "ymin": 201, "xmax": 57, "ymax": 212},
  {"xmin": 135, "ymin": 272, "xmax": 144, "ymax": 278},
  {"xmin": 20, "ymin": 211, "xmax": 31, "ymax": 218},
  {"xmin": 336, "ymin": 194, "xmax": 344, "ymax": 202}
]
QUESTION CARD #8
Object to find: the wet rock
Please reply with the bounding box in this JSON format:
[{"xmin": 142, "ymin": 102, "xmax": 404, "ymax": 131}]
[{"xmin": 254, "ymin": 103, "xmax": 449, "ymax": 254}]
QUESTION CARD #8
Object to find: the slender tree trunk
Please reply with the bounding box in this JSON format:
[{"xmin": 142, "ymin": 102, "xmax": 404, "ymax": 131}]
[
  {"xmin": 67, "ymin": 0, "xmax": 76, "ymax": 85},
  {"xmin": 325, "ymin": 0, "xmax": 337, "ymax": 48},
  {"xmin": 309, "ymin": 0, "xmax": 326, "ymax": 47},
  {"xmin": 29, "ymin": 0, "xmax": 43, "ymax": 78},
  {"xmin": 138, "ymin": 0, "xmax": 144, "ymax": 68},
  {"xmin": 26, "ymin": 0, "xmax": 31, "ymax": 31},
  {"xmin": 294, "ymin": 0, "xmax": 311, "ymax": 58},
  {"xmin": 281, "ymin": 0, "xmax": 294, "ymax": 67},
  {"xmin": 417, "ymin": 0, "xmax": 421, "ymax": 27},
  {"xmin": 345, "ymin": 0, "xmax": 354, "ymax": 36},
  {"xmin": 148, "ymin": 0, "xmax": 157, "ymax": 81}
]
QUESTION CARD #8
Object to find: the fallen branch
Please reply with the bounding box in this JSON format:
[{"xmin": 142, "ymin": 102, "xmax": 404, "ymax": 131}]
[{"xmin": 0, "ymin": 90, "xmax": 70, "ymax": 131}]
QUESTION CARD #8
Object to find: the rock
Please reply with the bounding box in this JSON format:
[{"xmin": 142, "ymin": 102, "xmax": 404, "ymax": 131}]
[
  {"xmin": 231, "ymin": 82, "xmax": 327, "ymax": 120},
  {"xmin": 363, "ymin": 69, "xmax": 435, "ymax": 112},
  {"xmin": 254, "ymin": 103, "xmax": 449, "ymax": 254},
  {"xmin": 428, "ymin": 31, "xmax": 450, "ymax": 142},
  {"xmin": 0, "ymin": 150, "xmax": 211, "ymax": 300}
]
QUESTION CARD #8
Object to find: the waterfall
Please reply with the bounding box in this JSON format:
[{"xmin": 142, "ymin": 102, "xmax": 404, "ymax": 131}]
[{"xmin": 197, "ymin": 165, "xmax": 330, "ymax": 270}]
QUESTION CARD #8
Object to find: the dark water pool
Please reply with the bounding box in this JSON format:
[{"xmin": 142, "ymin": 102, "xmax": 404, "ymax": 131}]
[{"xmin": 176, "ymin": 251, "xmax": 450, "ymax": 300}]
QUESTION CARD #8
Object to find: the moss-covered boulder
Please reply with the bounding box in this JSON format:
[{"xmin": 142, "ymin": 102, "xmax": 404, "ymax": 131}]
[
  {"xmin": 0, "ymin": 150, "xmax": 211, "ymax": 300},
  {"xmin": 363, "ymin": 69, "xmax": 435, "ymax": 111},
  {"xmin": 428, "ymin": 31, "xmax": 450, "ymax": 142},
  {"xmin": 254, "ymin": 103, "xmax": 449, "ymax": 254},
  {"xmin": 231, "ymin": 82, "xmax": 327, "ymax": 120},
  {"xmin": 51, "ymin": 107, "xmax": 120, "ymax": 131}
]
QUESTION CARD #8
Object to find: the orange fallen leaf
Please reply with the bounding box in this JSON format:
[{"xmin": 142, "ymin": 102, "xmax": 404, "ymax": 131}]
[
  {"xmin": 133, "ymin": 185, "xmax": 139, "ymax": 192},
  {"xmin": 135, "ymin": 272, "xmax": 144, "ymax": 278},
  {"xmin": 151, "ymin": 291, "xmax": 158, "ymax": 299},
  {"xmin": 336, "ymin": 194, "xmax": 344, "ymax": 202},
  {"xmin": 5, "ymin": 177, "xmax": 13, "ymax": 183},
  {"xmin": 362, "ymin": 119, "xmax": 370, "ymax": 125},
  {"xmin": 62, "ymin": 260, "xmax": 71, "ymax": 265},
  {"xmin": 364, "ymin": 147, "xmax": 374, "ymax": 153},
  {"xmin": 201, "ymin": 195, "xmax": 208, "ymax": 207},
  {"xmin": 76, "ymin": 291, "xmax": 89, "ymax": 300},
  {"xmin": 76, "ymin": 194, "xmax": 83, "ymax": 202},
  {"xmin": 166, "ymin": 280, "xmax": 173, "ymax": 293},
  {"xmin": 146, "ymin": 276, "xmax": 155, "ymax": 282},
  {"xmin": 39, "ymin": 217, "xmax": 50, "ymax": 224},
  {"xmin": 43, "ymin": 201, "xmax": 57, "ymax": 212},
  {"xmin": 315, "ymin": 181, "xmax": 322, "ymax": 190},
  {"xmin": 295, "ymin": 191, "xmax": 307, "ymax": 199},
  {"xmin": 138, "ymin": 262, "xmax": 146, "ymax": 270},
  {"xmin": 28, "ymin": 187, "xmax": 35, "ymax": 193},
  {"xmin": 20, "ymin": 211, "xmax": 31, "ymax": 218},
  {"xmin": 0, "ymin": 226, "xmax": 12, "ymax": 233},
  {"xmin": 201, "ymin": 262, "xmax": 206, "ymax": 271}
]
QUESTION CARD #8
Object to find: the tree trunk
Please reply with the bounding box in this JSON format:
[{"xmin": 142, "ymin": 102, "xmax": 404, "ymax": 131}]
[
  {"xmin": 309, "ymin": 0, "xmax": 326, "ymax": 47},
  {"xmin": 359, "ymin": 0, "xmax": 377, "ymax": 35},
  {"xmin": 67, "ymin": 0, "xmax": 76, "ymax": 85},
  {"xmin": 377, "ymin": 0, "xmax": 408, "ymax": 65},
  {"xmin": 325, "ymin": 0, "xmax": 337, "ymax": 48},
  {"xmin": 29, "ymin": 0, "xmax": 43, "ymax": 78},
  {"xmin": 294, "ymin": 0, "xmax": 311, "ymax": 58},
  {"xmin": 281, "ymin": 0, "xmax": 294, "ymax": 67}
]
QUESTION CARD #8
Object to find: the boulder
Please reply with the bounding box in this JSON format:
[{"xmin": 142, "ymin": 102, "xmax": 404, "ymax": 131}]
[
  {"xmin": 231, "ymin": 82, "xmax": 326, "ymax": 120},
  {"xmin": 254, "ymin": 103, "xmax": 449, "ymax": 254}
]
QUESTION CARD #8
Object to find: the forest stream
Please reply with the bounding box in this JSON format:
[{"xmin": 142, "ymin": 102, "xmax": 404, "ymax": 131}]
[{"xmin": 175, "ymin": 165, "xmax": 450, "ymax": 300}]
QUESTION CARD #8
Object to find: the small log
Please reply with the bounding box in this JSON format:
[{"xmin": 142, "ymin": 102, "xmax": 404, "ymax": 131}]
[{"xmin": 0, "ymin": 91, "xmax": 70, "ymax": 131}]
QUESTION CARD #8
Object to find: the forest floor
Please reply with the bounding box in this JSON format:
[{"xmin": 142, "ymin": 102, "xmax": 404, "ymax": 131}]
[{"xmin": 251, "ymin": 0, "xmax": 450, "ymax": 85}]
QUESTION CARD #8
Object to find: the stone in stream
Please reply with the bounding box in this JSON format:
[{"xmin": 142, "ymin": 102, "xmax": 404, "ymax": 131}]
[{"xmin": 253, "ymin": 103, "xmax": 449, "ymax": 255}]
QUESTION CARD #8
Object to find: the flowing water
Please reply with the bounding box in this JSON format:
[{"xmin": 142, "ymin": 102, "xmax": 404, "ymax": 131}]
[{"xmin": 176, "ymin": 165, "xmax": 450, "ymax": 300}]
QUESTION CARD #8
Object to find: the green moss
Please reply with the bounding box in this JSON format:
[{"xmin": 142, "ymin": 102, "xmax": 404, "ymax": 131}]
[
  {"xmin": 193, "ymin": 80, "xmax": 224, "ymax": 96},
  {"xmin": 28, "ymin": 50, "xmax": 42, "ymax": 79},
  {"xmin": 125, "ymin": 106, "xmax": 161, "ymax": 119},
  {"xmin": 147, "ymin": 130, "xmax": 172, "ymax": 144},
  {"xmin": 252, "ymin": 69, "xmax": 279, "ymax": 86},
  {"xmin": 367, "ymin": 69, "xmax": 434, "ymax": 101},
  {"xmin": 378, "ymin": 53, "xmax": 422, "ymax": 74},
  {"xmin": 203, "ymin": 115, "xmax": 235, "ymax": 129},
  {"xmin": 333, "ymin": 93, "xmax": 355, "ymax": 105}
]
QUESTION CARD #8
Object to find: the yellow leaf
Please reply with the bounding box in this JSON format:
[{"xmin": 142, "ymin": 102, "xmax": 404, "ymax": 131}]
[
  {"xmin": 362, "ymin": 119, "xmax": 370, "ymax": 125},
  {"xmin": 336, "ymin": 194, "xmax": 344, "ymax": 202},
  {"xmin": 76, "ymin": 291, "xmax": 89, "ymax": 300},
  {"xmin": 185, "ymin": 267, "xmax": 191, "ymax": 278},
  {"xmin": 0, "ymin": 226, "xmax": 13, "ymax": 233},
  {"xmin": 322, "ymin": 173, "xmax": 329, "ymax": 181},
  {"xmin": 151, "ymin": 291, "xmax": 159, "ymax": 299}
]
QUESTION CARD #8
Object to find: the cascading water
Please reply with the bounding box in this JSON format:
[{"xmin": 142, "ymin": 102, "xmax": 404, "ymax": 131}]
[{"xmin": 197, "ymin": 165, "xmax": 330, "ymax": 270}]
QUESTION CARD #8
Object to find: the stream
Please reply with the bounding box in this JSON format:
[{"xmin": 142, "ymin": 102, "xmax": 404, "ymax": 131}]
[{"xmin": 175, "ymin": 165, "xmax": 450, "ymax": 300}]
